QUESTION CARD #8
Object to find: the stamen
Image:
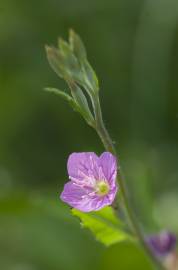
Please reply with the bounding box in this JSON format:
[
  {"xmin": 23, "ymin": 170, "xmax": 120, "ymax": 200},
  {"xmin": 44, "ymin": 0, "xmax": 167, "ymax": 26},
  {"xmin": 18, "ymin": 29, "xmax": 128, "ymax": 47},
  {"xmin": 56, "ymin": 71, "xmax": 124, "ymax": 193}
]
[{"xmin": 95, "ymin": 181, "xmax": 110, "ymax": 196}]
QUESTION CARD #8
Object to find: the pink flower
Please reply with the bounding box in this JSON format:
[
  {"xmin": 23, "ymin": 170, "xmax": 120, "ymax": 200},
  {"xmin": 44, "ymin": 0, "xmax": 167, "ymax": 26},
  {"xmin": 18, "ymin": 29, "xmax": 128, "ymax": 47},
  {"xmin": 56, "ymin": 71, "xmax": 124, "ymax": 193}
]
[
  {"xmin": 60, "ymin": 152, "xmax": 118, "ymax": 212},
  {"xmin": 147, "ymin": 231, "xmax": 177, "ymax": 257}
]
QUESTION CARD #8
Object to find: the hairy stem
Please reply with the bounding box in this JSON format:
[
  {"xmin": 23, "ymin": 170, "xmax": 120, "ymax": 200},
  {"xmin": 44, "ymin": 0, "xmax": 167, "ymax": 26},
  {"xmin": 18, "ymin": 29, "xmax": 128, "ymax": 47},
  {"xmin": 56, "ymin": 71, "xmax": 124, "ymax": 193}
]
[{"xmin": 92, "ymin": 93, "xmax": 165, "ymax": 270}]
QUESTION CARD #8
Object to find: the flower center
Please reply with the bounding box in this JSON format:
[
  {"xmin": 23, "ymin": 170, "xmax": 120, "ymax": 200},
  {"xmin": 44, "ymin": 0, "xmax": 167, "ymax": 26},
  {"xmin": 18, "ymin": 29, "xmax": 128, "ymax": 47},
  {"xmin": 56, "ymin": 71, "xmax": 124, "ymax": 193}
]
[{"xmin": 95, "ymin": 181, "xmax": 110, "ymax": 196}]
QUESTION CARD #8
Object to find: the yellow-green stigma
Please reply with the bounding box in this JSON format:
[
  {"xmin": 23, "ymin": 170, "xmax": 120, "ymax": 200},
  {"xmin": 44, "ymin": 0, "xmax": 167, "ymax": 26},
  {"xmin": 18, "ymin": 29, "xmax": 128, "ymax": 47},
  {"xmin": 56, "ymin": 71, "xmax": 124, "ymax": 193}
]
[{"xmin": 96, "ymin": 181, "xmax": 110, "ymax": 196}]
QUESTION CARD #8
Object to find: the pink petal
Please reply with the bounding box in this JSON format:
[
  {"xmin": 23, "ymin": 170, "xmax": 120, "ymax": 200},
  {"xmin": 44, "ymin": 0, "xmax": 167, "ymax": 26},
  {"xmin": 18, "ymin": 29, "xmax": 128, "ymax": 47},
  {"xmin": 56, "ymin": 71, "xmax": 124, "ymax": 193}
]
[
  {"xmin": 67, "ymin": 152, "xmax": 99, "ymax": 181},
  {"xmin": 60, "ymin": 181, "xmax": 87, "ymax": 203},
  {"xmin": 60, "ymin": 181, "xmax": 95, "ymax": 212},
  {"xmin": 99, "ymin": 152, "xmax": 117, "ymax": 184},
  {"xmin": 60, "ymin": 181, "xmax": 117, "ymax": 212}
]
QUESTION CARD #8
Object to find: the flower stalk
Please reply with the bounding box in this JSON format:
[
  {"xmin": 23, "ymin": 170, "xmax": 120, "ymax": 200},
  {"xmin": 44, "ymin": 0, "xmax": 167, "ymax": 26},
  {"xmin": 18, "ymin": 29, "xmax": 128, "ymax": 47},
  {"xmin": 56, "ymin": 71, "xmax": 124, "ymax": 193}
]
[
  {"xmin": 45, "ymin": 30, "xmax": 167, "ymax": 270},
  {"xmin": 92, "ymin": 91, "xmax": 165, "ymax": 270}
]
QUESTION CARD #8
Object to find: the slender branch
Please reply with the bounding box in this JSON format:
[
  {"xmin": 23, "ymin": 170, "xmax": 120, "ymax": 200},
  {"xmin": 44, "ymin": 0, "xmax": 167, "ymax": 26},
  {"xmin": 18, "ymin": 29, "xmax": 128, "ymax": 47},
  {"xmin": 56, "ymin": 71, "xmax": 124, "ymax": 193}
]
[{"xmin": 92, "ymin": 93, "xmax": 165, "ymax": 270}]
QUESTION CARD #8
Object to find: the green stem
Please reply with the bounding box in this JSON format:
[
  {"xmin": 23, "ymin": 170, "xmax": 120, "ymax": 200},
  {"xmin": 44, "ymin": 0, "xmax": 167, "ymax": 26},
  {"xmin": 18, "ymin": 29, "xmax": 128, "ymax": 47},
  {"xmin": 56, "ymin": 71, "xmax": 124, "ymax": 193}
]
[{"xmin": 92, "ymin": 93, "xmax": 165, "ymax": 270}]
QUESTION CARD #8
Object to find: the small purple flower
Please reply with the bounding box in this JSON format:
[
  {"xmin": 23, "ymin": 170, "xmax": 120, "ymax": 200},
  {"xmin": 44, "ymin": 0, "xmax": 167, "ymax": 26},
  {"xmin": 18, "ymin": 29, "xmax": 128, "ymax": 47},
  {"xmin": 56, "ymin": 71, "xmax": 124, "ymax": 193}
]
[
  {"xmin": 60, "ymin": 152, "xmax": 118, "ymax": 212},
  {"xmin": 147, "ymin": 231, "xmax": 177, "ymax": 257}
]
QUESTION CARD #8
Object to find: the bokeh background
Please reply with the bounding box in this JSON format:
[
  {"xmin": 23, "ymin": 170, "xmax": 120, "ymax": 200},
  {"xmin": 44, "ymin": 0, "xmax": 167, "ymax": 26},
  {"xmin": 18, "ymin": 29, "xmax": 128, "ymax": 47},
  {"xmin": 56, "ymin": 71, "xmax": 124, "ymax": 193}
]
[{"xmin": 0, "ymin": 0, "xmax": 178, "ymax": 269}]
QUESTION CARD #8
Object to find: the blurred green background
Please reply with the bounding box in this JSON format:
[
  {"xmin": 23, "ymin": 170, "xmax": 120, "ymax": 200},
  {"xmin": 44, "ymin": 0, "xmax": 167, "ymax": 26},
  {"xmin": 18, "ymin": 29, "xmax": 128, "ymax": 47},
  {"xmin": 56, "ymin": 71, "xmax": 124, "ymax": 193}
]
[{"xmin": 0, "ymin": 0, "xmax": 178, "ymax": 269}]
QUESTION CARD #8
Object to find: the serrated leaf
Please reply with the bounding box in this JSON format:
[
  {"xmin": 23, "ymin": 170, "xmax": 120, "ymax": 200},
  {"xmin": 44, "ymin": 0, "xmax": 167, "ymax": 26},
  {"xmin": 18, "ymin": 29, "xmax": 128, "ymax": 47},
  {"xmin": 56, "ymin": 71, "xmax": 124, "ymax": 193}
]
[{"xmin": 72, "ymin": 206, "xmax": 131, "ymax": 246}]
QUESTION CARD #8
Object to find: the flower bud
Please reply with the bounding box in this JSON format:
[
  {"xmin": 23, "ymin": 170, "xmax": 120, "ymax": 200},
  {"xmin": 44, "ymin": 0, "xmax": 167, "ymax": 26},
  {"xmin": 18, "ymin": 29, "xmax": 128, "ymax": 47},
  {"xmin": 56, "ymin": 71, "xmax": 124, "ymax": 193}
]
[{"xmin": 147, "ymin": 231, "xmax": 177, "ymax": 257}]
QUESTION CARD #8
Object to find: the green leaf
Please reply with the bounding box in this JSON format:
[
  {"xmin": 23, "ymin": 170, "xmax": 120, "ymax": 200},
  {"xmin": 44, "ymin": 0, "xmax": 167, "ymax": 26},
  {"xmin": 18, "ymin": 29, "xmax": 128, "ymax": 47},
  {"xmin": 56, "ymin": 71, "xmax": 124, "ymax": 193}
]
[
  {"xmin": 45, "ymin": 87, "xmax": 71, "ymax": 101},
  {"xmin": 45, "ymin": 87, "xmax": 94, "ymax": 127},
  {"xmin": 44, "ymin": 87, "xmax": 79, "ymax": 112},
  {"xmin": 69, "ymin": 29, "xmax": 87, "ymax": 61},
  {"xmin": 68, "ymin": 30, "xmax": 99, "ymax": 92},
  {"xmin": 45, "ymin": 45, "xmax": 67, "ymax": 79},
  {"xmin": 58, "ymin": 38, "xmax": 81, "ymax": 73},
  {"xmin": 45, "ymin": 45, "xmax": 80, "ymax": 81},
  {"xmin": 72, "ymin": 206, "xmax": 131, "ymax": 246},
  {"xmin": 68, "ymin": 83, "xmax": 95, "ymax": 127},
  {"xmin": 45, "ymin": 31, "xmax": 100, "ymax": 127},
  {"xmin": 82, "ymin": 60, "xmax": 99, "ymax": 92}
]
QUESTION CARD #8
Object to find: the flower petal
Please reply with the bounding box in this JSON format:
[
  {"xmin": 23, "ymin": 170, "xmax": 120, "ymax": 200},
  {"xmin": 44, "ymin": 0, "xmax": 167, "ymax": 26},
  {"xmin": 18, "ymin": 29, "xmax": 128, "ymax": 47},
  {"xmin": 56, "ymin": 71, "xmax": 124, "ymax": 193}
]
[
  {"xmin": 99, "ymin": 152, "xmax": 117, "ymax": 184},
  {"xmin": 60, "ymin": 181, "xmax": 86, "ymax": 203},
  {"xmin": 90, "ymin": 186, "xmax": 118, "ymax": 211},
  {"xmin": 60, "ymin": 181, "xmax": 95, "ymax": 212},
  {"xmin": 147, "ymin": 231, "xmax": 177, "ymax": 257},
  {"xmin": 67, "ymin": 152, "xmax": 99, "ymax": 181},
  {"xmin": 61, "ymin": 152, "xmax": 118, "ymax": 212},
  {"xmin": 60, "ymin": 181, "xmax": 117, "ymax": 212},
  {"xmin": 107, "ymin": 185, "xmax": 118, "ymax": 203}
]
